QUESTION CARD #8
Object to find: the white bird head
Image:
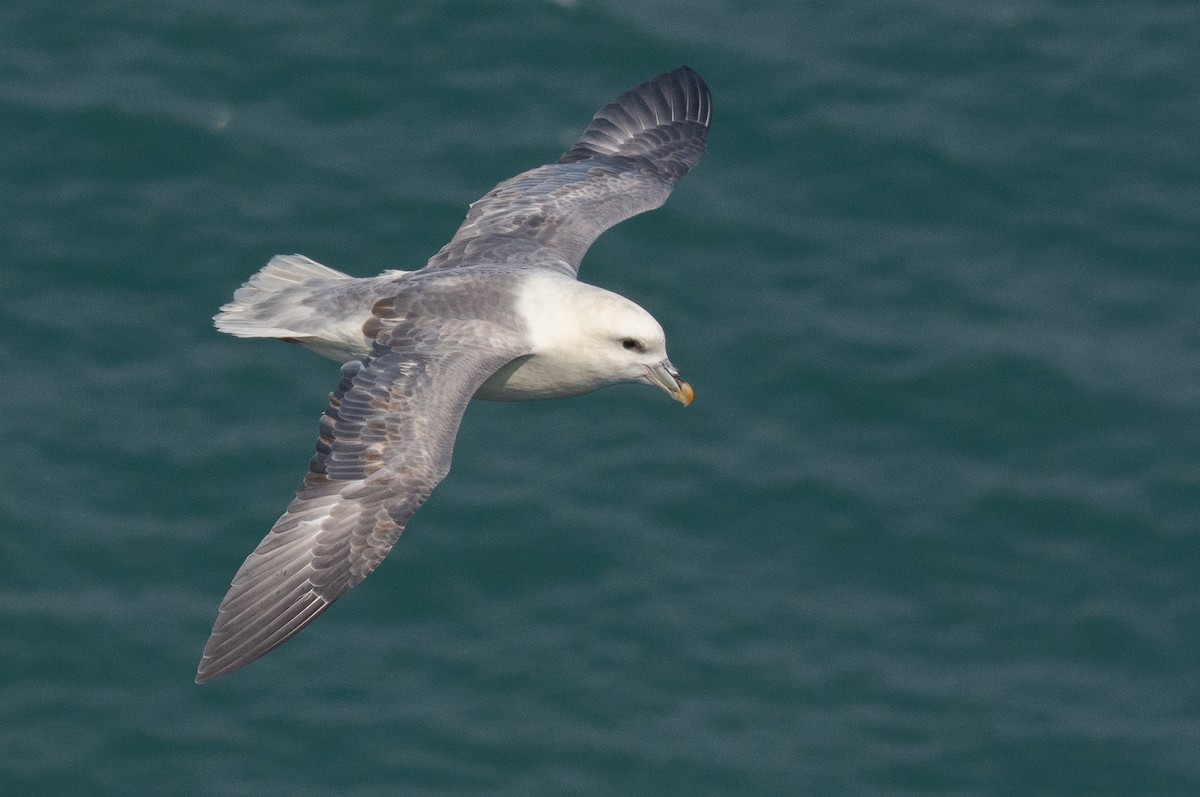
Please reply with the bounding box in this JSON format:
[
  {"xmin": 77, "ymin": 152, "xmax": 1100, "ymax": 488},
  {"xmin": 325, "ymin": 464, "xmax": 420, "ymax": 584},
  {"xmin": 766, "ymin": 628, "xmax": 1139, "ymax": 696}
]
[{"xmin": 503, "ymin": 276, "xmax": 693, "ymax": 405}]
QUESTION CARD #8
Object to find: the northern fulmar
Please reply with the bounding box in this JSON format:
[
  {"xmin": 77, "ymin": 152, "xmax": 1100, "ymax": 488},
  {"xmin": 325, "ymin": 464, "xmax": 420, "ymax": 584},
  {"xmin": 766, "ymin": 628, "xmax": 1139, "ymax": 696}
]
[{"xmin": 197, "ymin": 66, "xmax": 711, "ymax": 683}]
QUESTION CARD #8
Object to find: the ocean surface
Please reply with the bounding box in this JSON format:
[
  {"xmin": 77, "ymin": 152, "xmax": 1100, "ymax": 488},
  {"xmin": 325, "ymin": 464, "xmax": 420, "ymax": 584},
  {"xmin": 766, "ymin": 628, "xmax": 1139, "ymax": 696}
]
[{"xmin": 2, "ymin": 1, "xmax": 1198, "ymax": 794}]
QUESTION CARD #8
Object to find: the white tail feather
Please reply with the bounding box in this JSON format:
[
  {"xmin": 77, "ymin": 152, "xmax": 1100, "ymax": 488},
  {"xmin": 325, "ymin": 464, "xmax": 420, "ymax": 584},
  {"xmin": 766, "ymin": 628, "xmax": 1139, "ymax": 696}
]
[
  {"xmin": 215, "ymin": 255, "xmax": 352, "ymax": 337},
  {"xmin": 214, "ymin": 254, "xmax": 386, "ymax": 361}
]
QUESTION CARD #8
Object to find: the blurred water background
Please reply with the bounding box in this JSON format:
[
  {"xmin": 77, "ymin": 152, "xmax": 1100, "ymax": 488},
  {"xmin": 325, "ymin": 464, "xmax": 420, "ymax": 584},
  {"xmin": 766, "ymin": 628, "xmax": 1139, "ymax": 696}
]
[{"xmin": 2, "ymin": 1, "xmax": 1198, "ymax": 794}]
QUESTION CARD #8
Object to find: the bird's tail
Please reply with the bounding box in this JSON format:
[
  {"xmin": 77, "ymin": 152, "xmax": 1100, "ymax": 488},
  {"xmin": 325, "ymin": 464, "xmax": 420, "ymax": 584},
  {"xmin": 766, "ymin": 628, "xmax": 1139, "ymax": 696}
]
[
  {"xmin": 216, "ymin": 253, "xmax": 350, "ymax": 338},
  {"xmin": 215, "ymin": 254, "xmax": 352, "ymax": 338},
  {"xmin": 214, "ymin": 254, "xmax": 383, "ymax": 361}
]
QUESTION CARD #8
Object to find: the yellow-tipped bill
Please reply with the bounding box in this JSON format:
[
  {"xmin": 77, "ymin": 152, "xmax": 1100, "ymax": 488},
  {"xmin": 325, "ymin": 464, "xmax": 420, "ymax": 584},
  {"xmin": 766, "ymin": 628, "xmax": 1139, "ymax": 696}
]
[{"xmin": 645, "ymin": 360, "xmax": 693, "ymax": 406}]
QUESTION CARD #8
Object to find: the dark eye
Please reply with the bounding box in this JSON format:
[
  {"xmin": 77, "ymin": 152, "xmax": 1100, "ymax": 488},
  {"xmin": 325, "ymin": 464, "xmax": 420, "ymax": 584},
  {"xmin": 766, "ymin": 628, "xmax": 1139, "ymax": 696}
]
[{"xmin": 621, "ymin": 338, "xmax": 642, "ymax": 352}]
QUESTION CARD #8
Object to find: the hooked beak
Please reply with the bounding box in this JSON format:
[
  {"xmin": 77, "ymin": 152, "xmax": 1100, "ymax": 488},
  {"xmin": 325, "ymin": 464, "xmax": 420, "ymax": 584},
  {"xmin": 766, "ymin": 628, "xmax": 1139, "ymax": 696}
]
[{"xmin": 643, "ymin": 359, "xmax": 694, "ymax": 406}]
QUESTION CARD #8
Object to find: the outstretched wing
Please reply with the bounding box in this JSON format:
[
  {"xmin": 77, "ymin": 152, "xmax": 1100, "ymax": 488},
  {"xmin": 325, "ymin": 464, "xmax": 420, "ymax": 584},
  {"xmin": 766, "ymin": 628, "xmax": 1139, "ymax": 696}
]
[
  {"xmin": 197, "ymin": 315, "xmax": 522, "ymax": 683},
  {"xmin": 424, "ymin": 66, "xmax": 711, "ymax": 277}
]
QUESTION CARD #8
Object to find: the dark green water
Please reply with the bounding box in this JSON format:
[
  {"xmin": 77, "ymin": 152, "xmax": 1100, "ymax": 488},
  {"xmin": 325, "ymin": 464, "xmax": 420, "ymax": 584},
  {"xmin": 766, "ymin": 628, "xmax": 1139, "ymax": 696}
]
[{"xmin": 3, "ymin": 1, "xmax": 1198, "ymax": 794}]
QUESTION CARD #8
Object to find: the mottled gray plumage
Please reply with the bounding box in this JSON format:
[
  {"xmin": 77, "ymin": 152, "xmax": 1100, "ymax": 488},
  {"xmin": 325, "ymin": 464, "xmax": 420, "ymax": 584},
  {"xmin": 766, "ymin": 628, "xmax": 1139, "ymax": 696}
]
[{"xmin": 198, "ymin": 67, "xmax": 710, "ymax": 683}]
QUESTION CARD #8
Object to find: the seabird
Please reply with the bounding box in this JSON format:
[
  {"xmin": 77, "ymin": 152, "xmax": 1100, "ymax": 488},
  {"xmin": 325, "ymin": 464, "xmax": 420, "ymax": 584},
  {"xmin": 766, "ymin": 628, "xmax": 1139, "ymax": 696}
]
[{"xmin": 197, "ymin": 66, "xmax": 711, "ymax": 682}]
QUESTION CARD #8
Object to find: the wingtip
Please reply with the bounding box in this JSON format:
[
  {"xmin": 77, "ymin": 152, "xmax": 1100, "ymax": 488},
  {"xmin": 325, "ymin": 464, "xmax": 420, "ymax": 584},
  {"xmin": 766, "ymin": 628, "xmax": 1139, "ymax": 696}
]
[
  {"xmin": 194, "ymin": 666, "xmax": 231, "ymax": 685},
  {"xmin": 637, "ymin": 66, "xmax": 710, "ymax": 134},
  {"xmin": 193, "ymin": 648, "xmax": 249, "ymax": 685},
  {"xmin": 558, "ymin": 65, "xmax": 712, "ymax": 168},
  {"xmin": 194, "ymin": 650, "xmax": 227, "ymax": 684},
  {"xmin": 195, "ymin": 659, "xmax": 218, "ymax": 684},
  {"xmin": 662, "ymin": 64, "xmax": 707, "ymax": 85}
]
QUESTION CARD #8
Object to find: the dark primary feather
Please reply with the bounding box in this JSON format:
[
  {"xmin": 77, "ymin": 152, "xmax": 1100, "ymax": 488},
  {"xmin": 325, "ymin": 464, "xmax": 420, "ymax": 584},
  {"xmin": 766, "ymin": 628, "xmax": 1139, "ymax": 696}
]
[{"xmin": 425, "ymin": 66, "xmax": 711, "ymax": 276}]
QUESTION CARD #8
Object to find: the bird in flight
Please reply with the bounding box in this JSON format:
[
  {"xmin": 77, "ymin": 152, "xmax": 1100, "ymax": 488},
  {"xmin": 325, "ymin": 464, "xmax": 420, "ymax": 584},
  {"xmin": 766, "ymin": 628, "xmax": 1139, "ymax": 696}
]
[{"xmin": 197, "ymin": 66, "xmax": 711, "ymax": 683}]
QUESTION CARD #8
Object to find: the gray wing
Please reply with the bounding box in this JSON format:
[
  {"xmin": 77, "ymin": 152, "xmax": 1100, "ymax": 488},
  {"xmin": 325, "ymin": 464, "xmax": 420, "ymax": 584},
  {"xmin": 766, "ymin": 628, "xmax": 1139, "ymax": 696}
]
[
  {"xmin": 424, "ymin": 66, "xmax": 711, "ymax": 277},
  {"xmin": 196, "ymin": 315, "xmax": 523, "ymax": 683}
]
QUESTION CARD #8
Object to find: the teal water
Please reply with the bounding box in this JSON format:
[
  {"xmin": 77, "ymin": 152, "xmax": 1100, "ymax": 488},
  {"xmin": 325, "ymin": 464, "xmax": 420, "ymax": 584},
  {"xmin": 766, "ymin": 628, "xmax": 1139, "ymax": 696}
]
[{"xmin": 3, "ymin": 1, "xmax": 1198, "ymax": 794}]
